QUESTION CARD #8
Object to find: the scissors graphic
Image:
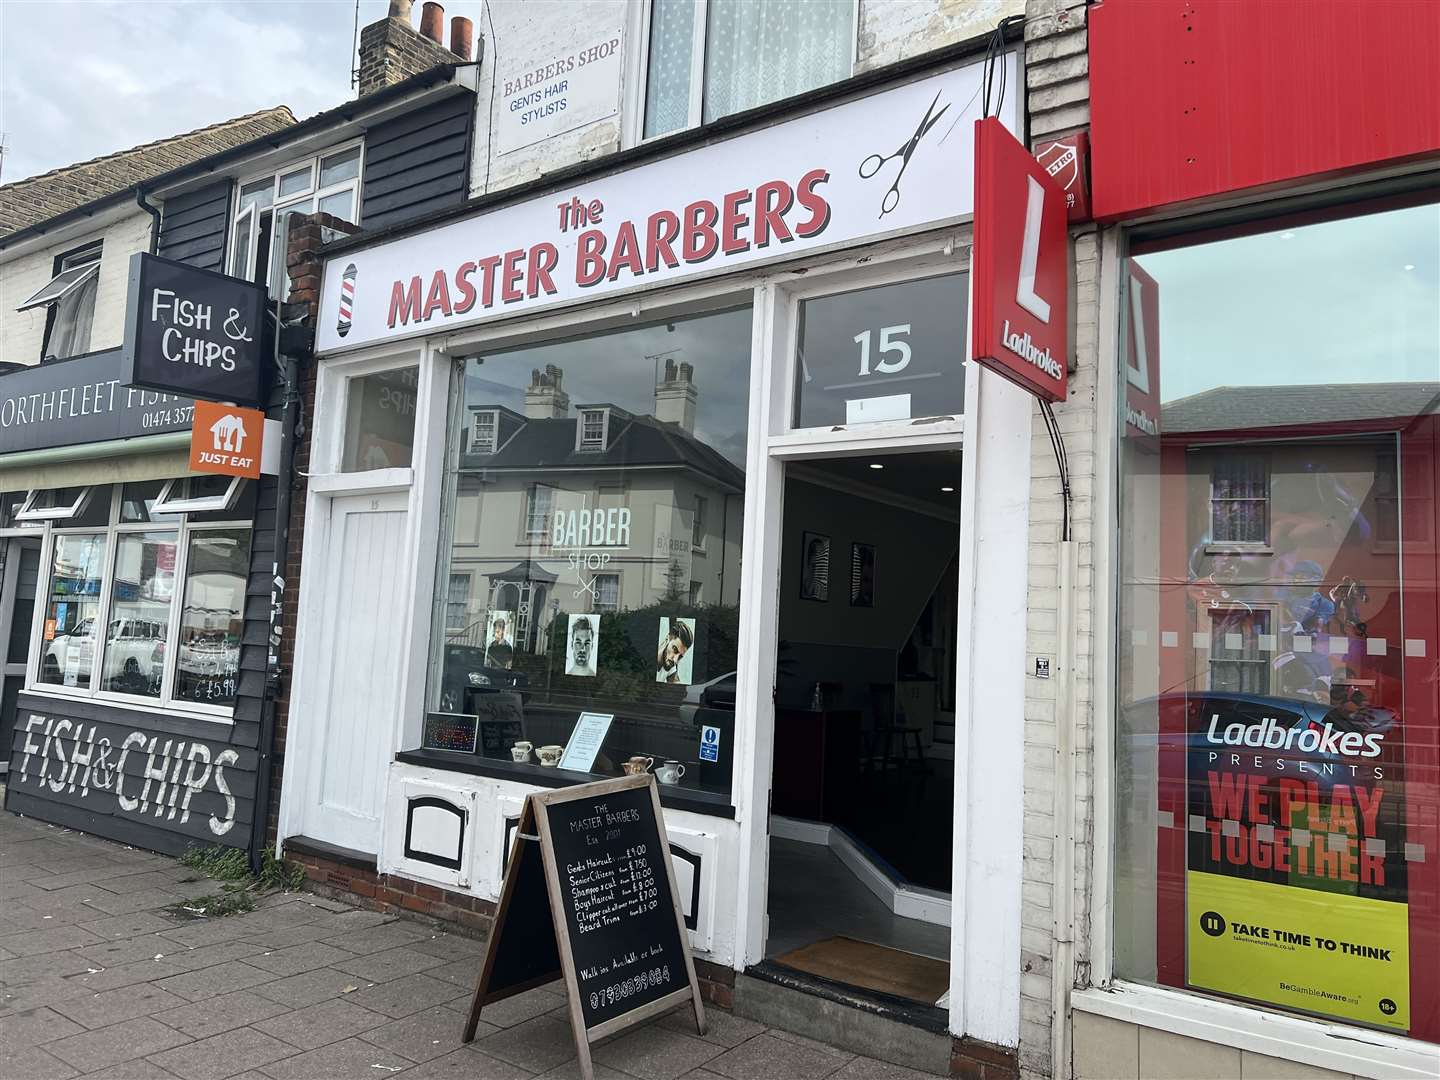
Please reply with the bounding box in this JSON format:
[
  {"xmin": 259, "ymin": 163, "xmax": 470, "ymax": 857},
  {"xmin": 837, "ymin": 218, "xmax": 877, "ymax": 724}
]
[{"xmin": 858, "ymin": 90, "xmax": 949, "ymax": 218}]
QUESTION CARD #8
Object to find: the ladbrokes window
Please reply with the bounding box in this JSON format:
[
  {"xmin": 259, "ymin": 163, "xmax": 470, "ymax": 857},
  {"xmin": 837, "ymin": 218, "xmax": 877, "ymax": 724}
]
[
  {"xmin": 1115, "ymin": 198, "xmax": 1440, "ymax": 1042},
  {"xmin": 421, "ymin": 308, "xmax": 752, "ymax": 799}
]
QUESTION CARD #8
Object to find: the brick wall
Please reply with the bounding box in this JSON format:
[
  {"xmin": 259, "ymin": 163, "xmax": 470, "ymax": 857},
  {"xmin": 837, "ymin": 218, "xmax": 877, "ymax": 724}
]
[
  {"xmin": 1018, "ymin": 1, "xmax": 1094, "ymax": 1077},
  {"xmin": 357, "ymin": 15, "xmax": 458, "ymax": 97}
]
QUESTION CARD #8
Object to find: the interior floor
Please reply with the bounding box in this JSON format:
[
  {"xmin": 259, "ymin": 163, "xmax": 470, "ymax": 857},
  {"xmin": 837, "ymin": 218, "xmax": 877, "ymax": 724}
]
[{"xmin": 765, "ymin": 837, "xmax": 950, "ymax": 962}]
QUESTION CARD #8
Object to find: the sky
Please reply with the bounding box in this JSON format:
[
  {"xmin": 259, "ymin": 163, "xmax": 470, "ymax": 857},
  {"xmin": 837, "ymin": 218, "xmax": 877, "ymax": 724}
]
[
  {"xmin": 1135, "ymin": 202, "xmax": 1440, "ymax": 401},
  {"xmin": 0, "ymin": 0, "xmax": 482, "ymax": 184}
]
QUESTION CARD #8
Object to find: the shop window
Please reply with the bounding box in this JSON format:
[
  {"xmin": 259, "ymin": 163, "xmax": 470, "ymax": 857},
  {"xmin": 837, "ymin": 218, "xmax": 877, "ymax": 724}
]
[
  {"xmin": 643, "ymin": 0, "xmax": 855, "ymax": 139},
  {"xmin": 28, "ymin": 481, "xmax": 252, "ymax": 715},
  {"xmin": 1209, "ymin": 455, "xmax": 1269, "ymax": 546},
  {"xmin": 341, "ymin": 366, "xmax": 418, "ymax": 471},
  {"xmin": 229, "ymin": 143, "xmax": 362, "ymax": 297},
  {"xmin": 793, "ymin": 273, "xmax": 968, "ymax": 429},
  {"xmin": 1115, "ymin": 198, "xmax": 1440, "ymax": 1043},
  {"xmin": 17, "ymin": 241, "xmax": 102, "ymax": 361},
  {"xmin": 423, "ymin": 306, "xmax": 752, "ymax": 798}
]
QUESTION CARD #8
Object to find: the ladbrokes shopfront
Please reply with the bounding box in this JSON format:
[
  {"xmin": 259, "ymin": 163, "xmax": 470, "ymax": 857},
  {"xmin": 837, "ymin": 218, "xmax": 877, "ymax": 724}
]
[
  {"xmin": 1072, "ymin": 3, "xmax": 1440, "ymax": 1077},
  {"xmin": 278, "ymin": 43, "xmax": 1050, "ymax": 1064}
]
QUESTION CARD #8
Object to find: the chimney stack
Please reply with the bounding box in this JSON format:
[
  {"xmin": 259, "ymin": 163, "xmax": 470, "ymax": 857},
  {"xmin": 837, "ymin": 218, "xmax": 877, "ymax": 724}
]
[
  {"xmin": 420, "ymin": 2, "xmax": 445, "ymax": 44},
  {"xmin": 356, "ymin": 0, "xmax": 460, "ymax": 97},
  {"xmin": 654, "ymin": 358, "xmax": 698, "ymax": 433},
  {"xmin": 525, "ymin": 365, "xmax": 571, "ymax": 419},
  {"xmin": 450, "ymin": 16, "xmax": 474, "ymax": 60}
]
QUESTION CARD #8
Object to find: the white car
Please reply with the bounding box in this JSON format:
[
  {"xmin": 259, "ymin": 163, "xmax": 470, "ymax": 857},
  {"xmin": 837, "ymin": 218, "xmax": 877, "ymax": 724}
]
[{"xmin": 43, "ymin": 616, "xmax": 165, "ymax": 693}]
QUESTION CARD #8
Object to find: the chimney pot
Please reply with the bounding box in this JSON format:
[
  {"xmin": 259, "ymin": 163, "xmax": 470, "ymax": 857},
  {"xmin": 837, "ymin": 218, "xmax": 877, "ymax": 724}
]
[
  {"xmin": 420, "ymin": 2, "xmax": 444, "ymax": 43},
  {"xmin": 387, "ymin": 0, "xmax": 413, "ymax": 20},
  {"xmin": 450, "ymin": 16, "xmax": 474, "ymax": 60}
]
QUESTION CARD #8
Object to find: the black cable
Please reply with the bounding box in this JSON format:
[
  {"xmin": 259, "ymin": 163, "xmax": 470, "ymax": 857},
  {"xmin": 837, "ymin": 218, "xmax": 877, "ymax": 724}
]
[{"xmin": 1040, "ymin": 400, "xmax": 1073, "ymax": 542}]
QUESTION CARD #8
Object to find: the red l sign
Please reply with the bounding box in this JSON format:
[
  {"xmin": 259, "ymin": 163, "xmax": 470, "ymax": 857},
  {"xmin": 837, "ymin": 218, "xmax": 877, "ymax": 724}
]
[{"xmin": 971, "ymin": 117, "xmax": 1069, "ymax": 402}]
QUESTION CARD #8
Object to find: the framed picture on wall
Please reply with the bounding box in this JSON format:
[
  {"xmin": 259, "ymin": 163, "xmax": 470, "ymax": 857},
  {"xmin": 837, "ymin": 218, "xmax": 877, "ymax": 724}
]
[
  {"xmin": 850, "ymin": 543, "xmax": 875, "ymax": 607},
  {"xmin": 799, "ymin": 531, "xmax": 830, "ymax": 601}
]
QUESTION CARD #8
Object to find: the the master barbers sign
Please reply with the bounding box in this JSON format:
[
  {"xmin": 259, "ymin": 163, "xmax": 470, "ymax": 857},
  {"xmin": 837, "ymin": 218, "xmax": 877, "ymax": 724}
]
[{"xmin": 122, "ymin": 253, "xmax": 267, "ymax": 406}]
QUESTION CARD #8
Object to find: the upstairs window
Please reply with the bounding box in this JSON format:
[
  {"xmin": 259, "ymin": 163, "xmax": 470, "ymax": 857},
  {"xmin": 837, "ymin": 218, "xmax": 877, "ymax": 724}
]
[
  {"xmin": 229, "ymin": 143, "xmax": 362, "ymax": 298},
  {"xmin": 577, "ymin": 408, "xmax": 609, "ymax": 451},
  {"xmin": 17, "ymin": 241, "xmax": 102, "ymax": 360},
  {"xmin": 1209, "ymin": 454, "xmax": 1269, "ymax": 546},
  {"xmin": 643, "ymin": 0, "xmax": 856, "ymax": 139},
  {"xmin": 471, "ymin": 409, "xmax": 498, "ymax": 454}
]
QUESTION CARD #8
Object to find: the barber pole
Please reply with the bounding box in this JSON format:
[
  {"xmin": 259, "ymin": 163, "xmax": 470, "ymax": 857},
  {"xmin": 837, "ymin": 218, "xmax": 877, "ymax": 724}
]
[{"xmin": 337, "ymin": 263, "xmax": 357, "ymax": 338}]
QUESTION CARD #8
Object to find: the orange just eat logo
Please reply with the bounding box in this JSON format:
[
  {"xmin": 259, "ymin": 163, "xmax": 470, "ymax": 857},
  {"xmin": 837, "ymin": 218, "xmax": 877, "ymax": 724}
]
[{"xmin": 189, "ymin": 400, "xmax": 263, "ymax": 479}]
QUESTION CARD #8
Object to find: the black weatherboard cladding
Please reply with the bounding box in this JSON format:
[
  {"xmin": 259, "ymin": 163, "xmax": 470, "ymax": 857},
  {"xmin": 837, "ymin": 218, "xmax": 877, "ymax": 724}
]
[
  {"xmin": 156, "ymin": 181, "xmax": 233, "ymax": 273},
  {"xmin": 361, "ymin": 92, "xmax": 474, "ymax": 233}
]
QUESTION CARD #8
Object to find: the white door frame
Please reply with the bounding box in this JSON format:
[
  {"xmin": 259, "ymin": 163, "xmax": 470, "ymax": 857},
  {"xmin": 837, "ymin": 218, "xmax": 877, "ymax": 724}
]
[{"xmin": 277, "ymin": 341, "xmax": 448, "ymax": 853}]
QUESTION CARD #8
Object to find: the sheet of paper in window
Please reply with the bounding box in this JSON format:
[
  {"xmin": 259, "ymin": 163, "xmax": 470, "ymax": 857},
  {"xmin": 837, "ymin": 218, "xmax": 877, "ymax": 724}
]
[
  {"xmin": 559, "ymin": 712, "xmax": 614, "ymax": 773},
  {"xmin": 846, "ymin": 394, "xmax": 911, "ymax": 424}
]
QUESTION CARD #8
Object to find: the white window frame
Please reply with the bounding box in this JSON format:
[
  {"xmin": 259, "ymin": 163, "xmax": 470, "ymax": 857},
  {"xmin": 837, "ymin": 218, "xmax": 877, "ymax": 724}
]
[
  {"xmin": 625, "ymin": 0, "xmax": 861, "ymax": 148},
  {"xmin": 523, "ymin": 483, "xmax": 556, "ymax": 540},
  {"xmin": 576, "ymin": 408, "xmax": 610, "ymax": 452},
  {"xmin": 593, "ymin": 571, "xmax": 622, "ymax": 613},
  {"xmin": 470, "ymin": 408, "xmax": 499, "ymax": 453},
  {"xmin": 151, "ymin": 475, "xmax": 245, "ymax": 516},
  {"xmin": 16, "ymin": 260, "xmax": 100, "ymax": 312},
  {"xmin": 24, "ymin": 485, "xmax": 252, "ymax": 722},
  {"xmin": 15, "ymin": 486, "xmax": 95, "ymax": 524},
  {"xmin": 228, "ymin": 139, "xmax": 365, "ymax": 292},
  {"xmin": 444, "ymin": 570, "xmax": 472, "ymax": 631}
]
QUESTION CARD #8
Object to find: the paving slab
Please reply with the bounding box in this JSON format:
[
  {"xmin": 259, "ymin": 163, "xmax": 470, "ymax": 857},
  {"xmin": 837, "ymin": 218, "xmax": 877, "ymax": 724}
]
[
  {"xmin": 400, "ymin": 1045, "xmax": 537, "ymax": 1079},
  {"xmin": 0, "ymin": 1003, "xmax": 88, "ymax": 1046},
  {"xmin": 154, "ymin": 961, "xmax": 275, "ymax": 1003},
  {"xmin": 474, "ymin": 1013, "xmax": 577, "ymax": 1073},
  {"xmin": 251, "ymin": 997, "xmax": 387, "ymax": 1051},
  {"xmin": 153, "ymin": 990, "xmax": 291, "ymax": 1040},
  {"xmin": 592, "ymin": 1022, "xmax": 727, "ymax": 1079},
  {"xmin": 348, "ymin": 971, "xmax": 461, "ymax": 1019},
  {"xmin": 357, "ymin": 1003, "xmax": 493, "ymax": 1063},
  {"xmin": 254, "ymin": 1035, "xmax": 413, "ymax": 1079},
  {"xmin": 330, "ymin": 944, "xmax": 450, "ymax": 983},
  {"xmin": 146, "ymin": 1026, "xmax": 297, "ymax": 1080},
  {"xmin": 52, "ymin": 983, "xmax": 189, "ymax": 1030},
  {"xmin": 0, "ymin": 1041, "xmax": 82, "ymax": 1079},
  {"xmin": 248, "ymin": 967, "xmax": 363, "ymax": 1009},
  {"xmin": 242, "ymin": 941, "xmax": 353, "ymax": 978},
  {"xmin": 47, "ymin": 1016, "xmax": 192, "ymax": 1073}
]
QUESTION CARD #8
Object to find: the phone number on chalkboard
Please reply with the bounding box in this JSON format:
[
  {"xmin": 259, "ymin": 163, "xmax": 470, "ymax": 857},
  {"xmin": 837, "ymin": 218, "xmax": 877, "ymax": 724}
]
[{"xmin": 587, "ymin": 963, "xmax": 672, "ymax": 1011}]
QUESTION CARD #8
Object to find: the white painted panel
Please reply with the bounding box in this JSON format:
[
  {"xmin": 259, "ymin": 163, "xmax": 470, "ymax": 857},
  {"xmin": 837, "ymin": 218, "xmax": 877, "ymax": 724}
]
[
  {"xmin": 410, "ymin": 803, "xmax": 463, "ymax": 860},
  {"xmin": 309, "ymin": 493, "xmax": 408, "ymax": 852}
]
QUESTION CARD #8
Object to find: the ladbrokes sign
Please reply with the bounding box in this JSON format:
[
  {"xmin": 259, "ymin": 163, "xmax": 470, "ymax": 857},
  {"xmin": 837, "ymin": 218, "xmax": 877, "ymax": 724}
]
[{"xmin": 318, "ymin": 54, "xmax": 1021, "ymax": 353}]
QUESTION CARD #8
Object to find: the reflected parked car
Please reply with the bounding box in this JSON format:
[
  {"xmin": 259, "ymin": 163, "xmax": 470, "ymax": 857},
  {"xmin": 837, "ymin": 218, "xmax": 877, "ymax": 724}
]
[
  {"xmin": 438, "ymin": 643, "xmax": 530, "ymax": 712},
  {"xmin": 43, "ymin": 617, "xmax": 165, "ymax": 692}
]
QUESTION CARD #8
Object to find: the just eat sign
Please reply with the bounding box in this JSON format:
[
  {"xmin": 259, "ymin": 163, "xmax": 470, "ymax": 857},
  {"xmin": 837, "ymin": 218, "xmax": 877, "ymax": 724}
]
[{"xmin": 970, "ymin": 117, "xmax": 1069, "ymax": 403}]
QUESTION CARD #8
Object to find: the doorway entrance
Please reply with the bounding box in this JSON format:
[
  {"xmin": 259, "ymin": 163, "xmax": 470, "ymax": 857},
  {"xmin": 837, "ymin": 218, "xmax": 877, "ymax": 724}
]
[{"xmin": 764, "ymin": 450, "xmax": 961, "ymax": 1009}]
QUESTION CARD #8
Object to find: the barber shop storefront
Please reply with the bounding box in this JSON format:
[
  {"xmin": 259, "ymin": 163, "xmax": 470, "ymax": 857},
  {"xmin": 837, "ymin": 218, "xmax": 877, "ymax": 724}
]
[
  {"xmin": 1, "ymin": 264, "xmax": 277, "ymax": 859},
  {"xmin": 279, "ymin": 43, "xmax": 1046, "ymax": 1056}
]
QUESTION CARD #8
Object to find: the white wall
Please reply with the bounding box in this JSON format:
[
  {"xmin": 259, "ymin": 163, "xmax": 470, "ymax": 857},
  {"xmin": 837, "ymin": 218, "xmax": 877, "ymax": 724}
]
[
  {"xmin": 0, "ymin": 210, "xmax": 151, "ymax": 365},
  {"xmin": 468, "ymin": 0, "xmax": 1026, "ymax": 198}
]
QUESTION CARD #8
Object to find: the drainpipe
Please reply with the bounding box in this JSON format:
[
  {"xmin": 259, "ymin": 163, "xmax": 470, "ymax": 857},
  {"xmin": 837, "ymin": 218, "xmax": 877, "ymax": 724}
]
[
  {"xmin": 249, "ymin": 306, "xmax": 306, "ymax": 873},
  {"xmin": 1051, "ymin": 539, "xmax": 1079, "ymax": 1079},
  {"xmin": 135, "ymin": 187, "xmax": 161, "ymax": 254}
]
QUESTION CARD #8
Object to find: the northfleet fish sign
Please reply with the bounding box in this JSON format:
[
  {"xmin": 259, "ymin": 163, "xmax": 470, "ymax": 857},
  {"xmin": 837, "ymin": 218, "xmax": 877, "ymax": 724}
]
[{"xmin": 318, "ymin": 53, "xmax": 1020, "ymax": 353}]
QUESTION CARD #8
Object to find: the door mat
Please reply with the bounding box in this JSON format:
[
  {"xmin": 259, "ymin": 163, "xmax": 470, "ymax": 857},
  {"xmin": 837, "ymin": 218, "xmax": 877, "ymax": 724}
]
[{"xmin": 772, "ymin": 935, "xmax": 950, "ymax": 1005}]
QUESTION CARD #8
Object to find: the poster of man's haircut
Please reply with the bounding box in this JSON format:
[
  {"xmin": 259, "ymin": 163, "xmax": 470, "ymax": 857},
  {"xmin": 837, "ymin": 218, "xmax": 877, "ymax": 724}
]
[
  {"xmin": 484, "ymin": 610, "xmax": 515, "ymax": 670},
  {"xmin": 565, "ymin": 613, "xmax": 600, "ymax": 677},
  {"xmin": 655, "ymin": 616, "xmax": 696, "ymax": 685}
]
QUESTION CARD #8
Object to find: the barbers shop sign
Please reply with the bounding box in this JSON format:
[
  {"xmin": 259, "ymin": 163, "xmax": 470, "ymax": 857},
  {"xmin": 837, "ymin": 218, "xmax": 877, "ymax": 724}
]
[{"xmin": 122, "ymin": 253, "xmax": 267, "ymax": 406}]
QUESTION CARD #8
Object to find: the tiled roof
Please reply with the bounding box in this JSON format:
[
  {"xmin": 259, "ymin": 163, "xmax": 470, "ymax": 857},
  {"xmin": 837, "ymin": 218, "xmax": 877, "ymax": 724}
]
[
  {"xmin": 1161, "ymin": 382, "xmax": 1440, "ymax": 433},
  {"xmin": 0, "ymin": 106, "xmax": 296, "ymax": 238}
]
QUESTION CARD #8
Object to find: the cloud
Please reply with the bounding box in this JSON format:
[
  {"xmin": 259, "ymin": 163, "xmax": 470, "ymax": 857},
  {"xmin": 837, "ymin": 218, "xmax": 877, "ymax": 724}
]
[{"xmin": 0, "ymin": 0, "xmax": 478, "ymax": 183}]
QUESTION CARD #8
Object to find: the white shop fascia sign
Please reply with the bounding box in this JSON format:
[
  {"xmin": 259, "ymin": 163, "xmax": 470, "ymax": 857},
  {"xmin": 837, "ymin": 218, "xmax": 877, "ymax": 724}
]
[{"xmin": 317, "ymin": 53, "xmax": 1019, "ymax": 354}]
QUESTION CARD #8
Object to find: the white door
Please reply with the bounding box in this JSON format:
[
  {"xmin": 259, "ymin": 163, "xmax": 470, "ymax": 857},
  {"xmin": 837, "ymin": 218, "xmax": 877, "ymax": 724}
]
[{"xmin": 302, "ymin": 491, "xmax": 409, "ymax": 853}]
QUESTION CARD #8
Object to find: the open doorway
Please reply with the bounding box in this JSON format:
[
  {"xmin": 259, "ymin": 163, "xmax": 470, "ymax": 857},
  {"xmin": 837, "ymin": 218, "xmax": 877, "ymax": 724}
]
[{"xmin": 765, "ymin": 449, "xmax": 961, "ymax": 1010}]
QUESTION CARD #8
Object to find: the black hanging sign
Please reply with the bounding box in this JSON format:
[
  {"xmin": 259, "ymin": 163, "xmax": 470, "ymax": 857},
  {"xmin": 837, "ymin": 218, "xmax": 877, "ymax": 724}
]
[
  {"xmin": 121, "ymin": 252, "xmax": 267, "ymax": 406},
  {"xmin": 462, "ymin": 775, "xmax": 705, "ymax": 1079}
]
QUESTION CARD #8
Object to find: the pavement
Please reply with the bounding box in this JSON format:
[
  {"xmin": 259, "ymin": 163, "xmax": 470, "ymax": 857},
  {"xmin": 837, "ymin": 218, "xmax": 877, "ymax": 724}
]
[{"xmin": 0, "ymin": 807, "xmax": 943, "ymax": 1080}]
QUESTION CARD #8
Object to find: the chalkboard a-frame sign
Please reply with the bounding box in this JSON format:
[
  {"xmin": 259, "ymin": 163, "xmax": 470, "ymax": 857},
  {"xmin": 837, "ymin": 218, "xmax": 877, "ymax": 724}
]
[{"xmin": 462, "ymin": 775, "xmax": 705, "ymax": 1078}]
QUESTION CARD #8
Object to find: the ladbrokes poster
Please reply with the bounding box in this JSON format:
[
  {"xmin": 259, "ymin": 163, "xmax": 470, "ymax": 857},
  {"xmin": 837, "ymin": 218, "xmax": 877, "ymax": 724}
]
[{"xmin": 1186, "ymin": 697, "xmax": 1410, "ymax": 1030}]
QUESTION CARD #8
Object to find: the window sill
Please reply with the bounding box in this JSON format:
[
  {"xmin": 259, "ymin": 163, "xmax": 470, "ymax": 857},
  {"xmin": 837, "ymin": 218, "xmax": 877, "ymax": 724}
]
[
  {"xmin": 309, "ymin": 469, "xmax": 413, "ymax": 496},
  {"xmin": 395, "ymin": 748, "xmax": 737, "ymax": 819},
  {"xmin": 1071, "ymin": 982, "xmax": 1439, "ymax": 1080},
  {"xmin": 18, "ymin": 688, "xmax": 236, "ymax": 727},
  {"xmin": 1203, "ymin": 544, "xmax": 1274, "ymax": 556}
]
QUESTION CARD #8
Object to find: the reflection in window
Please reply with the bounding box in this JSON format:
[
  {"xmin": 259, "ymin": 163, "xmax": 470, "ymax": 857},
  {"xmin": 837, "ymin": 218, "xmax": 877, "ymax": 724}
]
[
  {"xmin": 342, "ymin": 367, "xmax": 418, "ymax": 471},
  {"xmin": 38, "ymin": 535, "xmax": 107, "ymax": 689},
  {"xmin": 172, "ymin": 529, "xmax": 250, "ymax": 707},
  {"xmin": 101, "ymin": 532, "xmax": 177, "ymax": 698},
  {"xmin": 1210, "ymin": 456, "xmax": 1268, "ymax": 544},
  {"xmin": 425, "ymin": 308, "xmax": 753, "ymax": 795},
  {"xmin": 1114, "ymin": 200, "xmax": 1439, "ymax": 1039}
]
